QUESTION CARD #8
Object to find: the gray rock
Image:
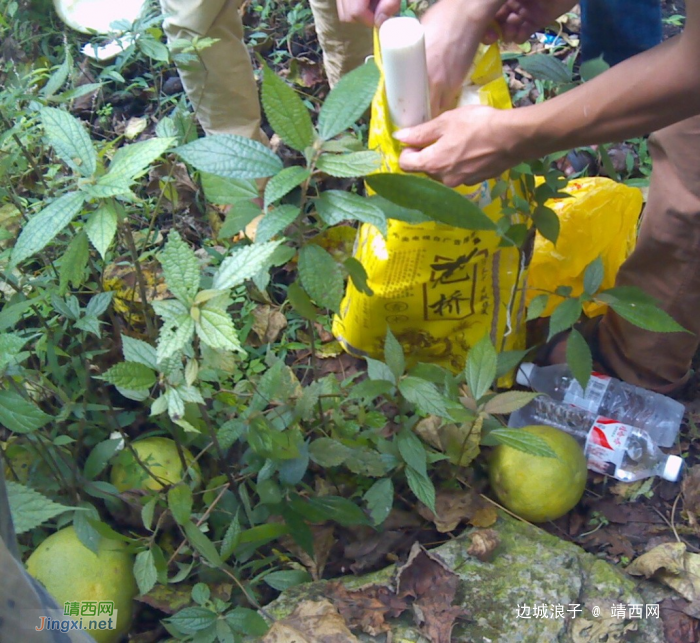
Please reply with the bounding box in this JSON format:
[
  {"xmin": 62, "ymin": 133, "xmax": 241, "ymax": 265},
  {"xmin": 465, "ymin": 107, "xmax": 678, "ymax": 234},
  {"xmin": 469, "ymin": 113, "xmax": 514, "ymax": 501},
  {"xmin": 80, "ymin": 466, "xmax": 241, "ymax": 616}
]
[{"xmin": 262, "ymin": 513, "xmax": 673, "ymax": 642}]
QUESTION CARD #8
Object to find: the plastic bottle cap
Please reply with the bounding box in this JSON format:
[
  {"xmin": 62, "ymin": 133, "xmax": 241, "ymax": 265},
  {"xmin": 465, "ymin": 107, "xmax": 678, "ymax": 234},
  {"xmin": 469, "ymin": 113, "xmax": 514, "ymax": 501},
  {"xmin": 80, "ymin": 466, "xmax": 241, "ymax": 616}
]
[
  {"xmin": 516, "ymin": 362, "xmax": 536, "ymax": 387},
  {"xmin": 662, "ymin": 455, "xmax": 684, "ymax": 482}
]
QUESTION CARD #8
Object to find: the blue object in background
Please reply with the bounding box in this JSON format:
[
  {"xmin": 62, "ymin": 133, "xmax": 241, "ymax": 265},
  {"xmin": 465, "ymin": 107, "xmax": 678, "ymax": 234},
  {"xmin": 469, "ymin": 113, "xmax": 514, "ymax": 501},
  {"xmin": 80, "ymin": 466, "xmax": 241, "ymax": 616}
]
[{"xmin": 580, "ymin": 0, "xmax": 662, "ymax": 65}]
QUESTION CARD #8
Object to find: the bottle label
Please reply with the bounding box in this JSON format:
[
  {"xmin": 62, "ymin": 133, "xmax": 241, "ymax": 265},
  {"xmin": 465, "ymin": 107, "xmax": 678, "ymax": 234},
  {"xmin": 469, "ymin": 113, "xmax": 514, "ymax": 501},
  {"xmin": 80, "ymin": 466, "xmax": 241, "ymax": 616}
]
[
  {"xmin": 584, "ymin": 417, "xmax": 631, "ymax": 476},
  {"xmin": 563, "ymin": 372, "xmax": 611, "ymax": 413}
]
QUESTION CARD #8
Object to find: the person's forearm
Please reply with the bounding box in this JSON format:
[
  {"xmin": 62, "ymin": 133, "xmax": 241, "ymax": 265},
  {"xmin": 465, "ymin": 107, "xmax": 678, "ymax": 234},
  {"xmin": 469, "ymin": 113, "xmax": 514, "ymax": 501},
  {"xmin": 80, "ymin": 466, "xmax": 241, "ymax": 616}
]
[{"xmin": 511, "ymin": 5, "xmax": 700, "ymax": 160}]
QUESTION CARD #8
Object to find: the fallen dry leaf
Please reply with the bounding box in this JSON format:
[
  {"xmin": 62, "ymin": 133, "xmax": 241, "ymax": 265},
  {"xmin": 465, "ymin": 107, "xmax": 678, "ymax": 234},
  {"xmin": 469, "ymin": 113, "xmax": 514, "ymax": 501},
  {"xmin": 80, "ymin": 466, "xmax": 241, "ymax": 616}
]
[
  {"xmin": 414, "ymin": 416, "xmax": 480, "ymax": 467},
  {"xmin": 469, "ymin": 505, "xmax": 498, "ymax": 528},
  {"xmin": 251, "ymin": 305, "xmax": 288, "ymax": 345},
  {"xmin": 661, "ymin": 597, "xmax": 700, "ymax": 641},
  {"xmin": 570, "ymin": 611, "xmax": 638, "ymax": 643},
  {"xmin": 281, "ymin": 524, "xmax": 335, "ymax": 581},
  {"xmin": 417, "ymin": 488, "xmax": 493, "ymax": 533},
  {"xmin": 262, "ymin": 599, "xmax": 359, "ymax": 643},
  {"xmin": 328, "ymin": 581, "xmax": 409, "ymax": 636},
  {"xmin": 467, "ymin": 529, "xmax": 500, "ymax": 562},
  {"xmin": 626, "ymin": 542, "xmax": 700, "ymax": 603},
  {"xmin": 682, "ymin": 465, "xmax": 700, "ymax": 533},
  {"xmin": 344, "ymin": 530, "xmax": 406, "ymax": 574}
]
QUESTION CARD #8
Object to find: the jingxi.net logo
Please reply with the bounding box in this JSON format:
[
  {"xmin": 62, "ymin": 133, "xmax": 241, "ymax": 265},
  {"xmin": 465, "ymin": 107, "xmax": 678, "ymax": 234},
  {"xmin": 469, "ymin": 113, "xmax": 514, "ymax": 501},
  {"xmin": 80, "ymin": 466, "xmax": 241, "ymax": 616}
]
[{"xmin": 32, "ymin": 601, "xmax": 118, "ymax": 634}]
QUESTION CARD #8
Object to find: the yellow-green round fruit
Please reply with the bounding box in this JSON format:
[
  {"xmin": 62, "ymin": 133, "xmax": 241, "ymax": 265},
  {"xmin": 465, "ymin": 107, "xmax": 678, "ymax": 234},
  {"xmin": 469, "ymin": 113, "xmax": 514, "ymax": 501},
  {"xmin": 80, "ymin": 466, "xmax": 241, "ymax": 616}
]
[
  {"xmin": 488, "ymin": 425, "xmax": 587, "ymax": 523},
  {"xmin": 110, "ymin": 437, "xmax": 201, "ymax": 492},
  {"xmin": 25, "ymin": 526, "xmax": 137, "ymax": 643}
]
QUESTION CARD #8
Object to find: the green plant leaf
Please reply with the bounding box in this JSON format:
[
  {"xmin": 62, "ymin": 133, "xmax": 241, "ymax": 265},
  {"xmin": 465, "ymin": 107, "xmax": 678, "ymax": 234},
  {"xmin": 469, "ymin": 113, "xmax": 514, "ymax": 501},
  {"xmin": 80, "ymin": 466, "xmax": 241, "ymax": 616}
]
[
  {"xmin": 597, "ymin": 291, "xmax": 689, "ymax": 334},
  {"xmin": 261, "ymin": 63, "xmax": 316, "ymax": 152},
  {"xmin": 583, "ymin": 256, "xmax": 604, "ymax": 296},
  {"xmin": 308, "ymin": 437, "xmax": 352, "ymax": 467},
  {"xmin": 168, "ymin": 484, "xmax": 193, "ymax": 526},
  {"xmin": 100, "ymin": 362, "xmax": 156, "ymax": 390},
  {"xmin": 526, "ymin": 294, "xmax": 549, "ymax": 321},
  {"xmin": 317, "ymin": 60, "xmax": 380, "ymax": 140},
  {"xmin": 366, "ymin": 357, "xmax": 396, "ymax": 384},
  {"xmin": 219, "ymin": 200, "xmax": 263, "ymax": 238},
  {"xmin": 299, "ymin": 496, "xmax": 370, "ymax": 526},
  {"xmin": 213, "ymin": 241, "xmax": 282, "ymax": 290},
  {"xmin": 518, "ymin": 53, "xmax": 573, "ymax": 83},
  {"xmin": 343, "ymin": 257, "xmax": 373, "ymax": 296},
  {"xmin": 175, "ymin": 134, "xmax": 283, "ymax": 179},
  {"xmin": 195, "ymin": 304, "xmax": 243, "ymax": 352},
  {"xmin": 201, "ymin": 174, "xmax": 259, "ymax": 205},
  {"xmin": 226, "ymin": 607, "xmax": 269, "ymax": 637},
  {"xmin": 532, "ymin": 204, "xmax": 560, "ymax": 244},
  {"xmin": 157, "ymin": 311, "xmax": 195, "ymax": 362},
  {"xmin": 40, "ymin": 106, "xmax": 96, "ymax": 177},
  {"xmin": 6, "ymin": 482, "xmax": 71, "ymax": 534},
  {"xmin": 73, "ymin": 503, "xmax": 101, "ymax": 554},
  {"xmin": 11, "ymin": 191, "xmax": 85, "ymax": 266},
  {"xmin": 248, "ymin": 416, "xmax": 303, "ymax": 460},
  {"xmin": 566, "ymin": 328, "xmax": 593, "ymax": 391},
  {"xmin": 483, "ymin": 391, "xmax": 541, "ymax": 414},
  {"xmin": 347, "ymin": 378, "xmax": 394, "ymax": 401},
  {"xmin": 122, "ymin": 336, "xmax": 158, "ymax": 370},
  {"xmin": 488, "ymin": 428, "xmax": 558, "ymax": 457},
  {"xmin": 263, "ymin": 570, "xmax": 311, "ymax": 591},
  {"xmin": 159, "ymin": 231, "xmax": 200, "ymax": 306},
  {"xmin": 580, "ymin": 55, "xmax": 610, "ymax": 82},
  {"xmin": 366, "ymin": 174, "xmax": 495, "ymax": 230},
  {"xmin": 134, "ymin": 549, "xmax": 158, "ymax": 595},
  {"xmin": 59, "ymin": 230, "xmax": 89, "ymax": 294},
  {"xmin": 264, "ymin": 166, "xmax": 310, "ymax": 208},
  {"xmin": 464, "ymin": 335, "xmax": 497, "ymax": 401},
  {"xmin": 0, "ymin": 389, "xmax": 51, "ymax": 433},
  {"xmin": 184, "ymin": 521, "xmax": 223, "ymax": 567},
  {"xmin": 316, "ymin": 190, "xmax": 387, "ymax": 236},
  {"xmin": 496, "ymin": 349, "xmax": 531, "ymax": 378},
  {"xmin": 364, "ymin": 478, "xmax": 393, "ymax": 526},
  {"xmin": 220, "ymin": 511, "xmax": 241, "ymax": 561},
  {"xmin": 85, "ymin": 202, "xmax": 118, "ymax": 260},
  {"xmin": 398, "ymin": 377, "xmax": 449, "ymax": 418},
  {"xmin": 83, "ymin": 438, "xmax": 122, "ymax": 480},
  {"xmin": 397, "ymin": 428, "xmax": 427, "ymax": 475},
  {"xmin": 298, "ymin": 244, "xmax": 344, "ymax": 313},
  {"xmin": 106, "ymin": 137, "xmax": 176, "ymax": 184},
  {"xmin": 316, "ymin": 151, "xmax": 381, "ymax": 178},
  {"xmin": 384, "ymin": 327, "xmax": 405, "ymax": 380},
  {"xmin": 287, "ymin": 280, "xmax": 317, "ymax": 321},
  {"xmin": 405, "ymin": 466, "xmax": 436, "ymax": 513},
  {"xmin": 547, "ymin": 297, "xmax": 583, "ymax": 340},
  {"xmin": 42, "ymin": 45, "xmax": 73, "ymax": 98},
  {"xmin": 255, "ymin": 205, "xmax": 299, "ymax": 244},
  {"xmin": 167, "ymin": 606, "xmax": 218, "ymax": 634}
]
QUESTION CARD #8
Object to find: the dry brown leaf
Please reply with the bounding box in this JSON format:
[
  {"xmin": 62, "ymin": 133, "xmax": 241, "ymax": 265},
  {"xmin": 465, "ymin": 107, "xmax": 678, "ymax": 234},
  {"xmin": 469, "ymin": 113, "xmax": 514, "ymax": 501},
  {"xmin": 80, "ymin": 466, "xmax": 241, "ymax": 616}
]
[
  {"xmin": 262, "ymin": 599, "xmax": 359, "ymax": 643},
  {"xmin": 682, "ymin": 465, "xmax": 700, "ymax": 532},
  {"xmin": 344, "ymin": 530, "xmax": 406, "ymax": 574},
  {"xmin": 469, "ymin": 505, "xmax": 498, "ymax": 528},
  {"xmin": 417, "ymin": 488, "xmax": 491, "ymax": 533},
  {"xmin": 626, "ymin": 542, "xmax": 700, "ymax": 603},
  {"xmin": 251, "ymin": 305, "xmax": 288, "ymax": 345},
  {"xmin": 280, "ymin": 525, "xmax": 335, "ymax": 582},
  {"xmin": 467, "ymin": 529, "xmax": 500, "ymax": 562},
  {"xmin": 414, "ymin": 417, "xmax": 480, "ymax": 467},
  {"xmin": 571, "ymin": 613, "xmax": 638, "ymax": 643}
]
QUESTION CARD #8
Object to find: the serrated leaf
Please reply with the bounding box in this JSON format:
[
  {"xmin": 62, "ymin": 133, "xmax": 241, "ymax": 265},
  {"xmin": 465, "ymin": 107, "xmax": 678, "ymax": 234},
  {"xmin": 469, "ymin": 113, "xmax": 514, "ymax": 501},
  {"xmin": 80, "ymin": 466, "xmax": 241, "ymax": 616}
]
[
  {"xmin": 364, "ymin": 478, "xmax": 393, "ymax": 526},
  {"xmin": 157, "ymin": 313, "xmax": 194, "ymax": 362},
  {"xmin": 139, "ymin": 35, "xmax": 170, "ymax": 62},
  {"xmin": 483, "ymin": 391, "xmax": 540, "ymax": 414},
  {"xmin": 220, "ymin": 512, "xmax": 241, "ymax": 561},
  {"xmin": 134, "ymin": 549, "xmax": 158, "ymax": 595},
  {"xmin": 318, "ymin": 60, "xmax": 380, "ymax": 140},
  {"xmin": 195, "ymin": 304, "xmax": 243, "ymax": 352},
  {"xmin": 518, "ymin": 53, "xmax": 573, "ymax": 83},
  {"xmin": 167, "ymin": 606, "xmax": 218, "ymax": 634},
  {"xmin": 316, "ymin": 190, "xmax": 387, "ymax": 236},
  {"xmin": 397, "ymin": 428, "xmax": 427, "ymax": 475},
  {"xmin": 566, "ymin": 328, "xmax": 593, "ymax": 391},
  {"xmin": 248, "ymin": 417, "xmax": 302, "ymax": 460},
  {"xmin": 11, "ymin": 191, "xmax": 85, "ymax": 266},
  {"xmin": 583, "ymin": 256, "xmax": 604, "ymax": 296},
  {"xmin": 40, "ymin": 106, "xmax": 96, "ymax": 177},
  {"xmin": 464, "ymin": 336, "xmax": 497, "ymax": 401},
  {"xmin": 226, "ymin": 607, "xmax": 269, "ymax": 636},
  {"xmin": 366, "ymin": 357, "xmax": 396, "ymax": 384},
  {"xmin": 255, "ymin": 205, "xmax": 299, "ymax": 244},
  {"xmin": 87, "ymin": 291, "xmax": 115, "ymax": 317},
  {"xmin": 42, "ymin": 46, "xmax": 73, "ymax": 98},
  {"xmin": 298, "ymin": 244, "xmax": 344, "ymax": 312},
  {"xmin": 85, "ymin": 202, "xmax": 118, "ymax": 259},
  {"xmin": 101, "ymin": 361, "xmax": 156, "ymax": 390},
  {"xmin": 384, "ymin": 327, "xmax": 405, "ymax": 380},
  {"xmin": 6, "ymin": 482, "xmax": 71, "ymax": 533},
  {"xmin": 0, "ymin": 389, "xmax": 51, "ymax": 433},
  {"xmin": 264, "ymin": 166, "xmax": 310, "ymax": 208},
  {"xmin": 489, "ymin": 428, "xmax": 558, "ymax": 458},
  {"xmin": 344, "ymin": 257, "xmax": 373, "ymax": 296},
  {"xmin": 122, "ymin": 336, "xmax": 158, "ymax": 369},
  {"xmin": 347, "ymin": 378, "xmax": 394, "ymax": 401},
  {"xmin": 316, "ymin": 151, "xmax": 380, "ymax": 178},
  {"xmin": 59, "ymin": 230, "xmax": 89, "ymax": 293},
  {"xmin": 399, "ymin": 376, "xmax": 449, "ymax": 417},
  {"xmin": 263, "ymin": 570, "xmax": 311, "ymax": 591},
  {"xmin": 548, "ymin": 297, "xmax": 583, "ymax": 340},
  {"xmin": 308, "ymin": 438, "xmax": 352, "ymax": 467},
  {"xmin": 532, "ymin": 204, "xmax": 560, "ymax": 244},
  {"xmin": 106, "ymin": 137, "xmax": 176, "ymax": 184},
  {"xmin": 159, "ymin": 231, "xmax": 200, "ymax": 306},
  {"xmin": 287, "ymin": 280, "xmax": 317, "ymax": 321},
  {"xmin": 202, "ymin": 173, "xmax": 259, "ymax": 205},
  {"xmin": 175, "ymin": 134, "xmax": 283, "ymax": 179},
  {"xmin": 184, "ymin": 521, "xmax": 223, "ymax": 567},
  {"xmin": 261, "ymin": 63, "xmax": 316, "ymax": 152},
  {"xmin": 168, "ymin": 484, "xmax": 193, "ymax": 526},
  {"xmin": 219, "ymin": 200, "xmax": 263, "ymax": 238},
  {"xmin": 496, "ymin": 349, "xmax": 531, "ymax": 378},
  {"xmin": 526, "ymin": 294, "xmax": 549, "ymax": 321},
  {"xmin": 213, "ymin": 241, "xmax": 282, "ymax": 290},
  {"xmin": 366, "ymin": 174, "xmax": 495, "ymax": 230},
  {"xmin": 405, "ymin": 466, "xmax": 436, "ymax": 513},
  {"xmin": 599, "ymin": 297, "xmax": 689, "ymax": 334}
]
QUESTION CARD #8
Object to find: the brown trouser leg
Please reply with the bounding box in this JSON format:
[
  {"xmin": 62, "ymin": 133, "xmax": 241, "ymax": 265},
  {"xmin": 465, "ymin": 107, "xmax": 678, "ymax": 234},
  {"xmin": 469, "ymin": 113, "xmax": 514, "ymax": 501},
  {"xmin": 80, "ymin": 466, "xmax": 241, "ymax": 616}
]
[{"xmin": 598, "ymin": 114, "xmax": 700, "ymax": 393}]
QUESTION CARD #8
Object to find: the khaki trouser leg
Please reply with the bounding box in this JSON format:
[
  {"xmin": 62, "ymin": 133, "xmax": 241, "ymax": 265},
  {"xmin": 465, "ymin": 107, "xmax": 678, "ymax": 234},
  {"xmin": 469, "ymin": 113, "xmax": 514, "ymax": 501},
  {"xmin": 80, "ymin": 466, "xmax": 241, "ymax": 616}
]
[
  {"xmin": 160, "ymin": 0, "xmax": 265, "ymax": 142},
  {"xmin": 308, "ymin": 0, "xmax": 373, "ymax": 87},
  {"xmin": 598, "ymin": 115, "xmax": 700, "ymax": 393}
]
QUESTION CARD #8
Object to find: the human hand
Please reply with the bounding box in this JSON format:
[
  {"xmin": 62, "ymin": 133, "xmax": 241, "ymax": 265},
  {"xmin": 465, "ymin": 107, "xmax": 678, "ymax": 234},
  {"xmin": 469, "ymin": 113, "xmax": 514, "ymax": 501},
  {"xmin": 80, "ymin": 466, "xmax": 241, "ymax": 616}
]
[
  {"xmin": 483, "ymin": 0, "xmax": 578, "ymax": 45},
  {"xmin": 395, "ymin": 105, "xmax": 523, "ymax": 186},
  {"xmin": 336, "ymin": 0, "xmax": 401, "ymax": 27}
]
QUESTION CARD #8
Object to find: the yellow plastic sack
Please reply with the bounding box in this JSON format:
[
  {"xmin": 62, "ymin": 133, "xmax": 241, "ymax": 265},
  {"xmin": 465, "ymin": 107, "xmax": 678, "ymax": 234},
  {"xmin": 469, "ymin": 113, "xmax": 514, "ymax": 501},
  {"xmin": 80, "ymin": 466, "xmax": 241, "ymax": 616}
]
[
  {"xmin": 526, "ymin": 177, "xmax": 643, "ymax": 317},
  {"xmin": 332, "ymin": 39, "xmax": 529, "ymax": 374}
]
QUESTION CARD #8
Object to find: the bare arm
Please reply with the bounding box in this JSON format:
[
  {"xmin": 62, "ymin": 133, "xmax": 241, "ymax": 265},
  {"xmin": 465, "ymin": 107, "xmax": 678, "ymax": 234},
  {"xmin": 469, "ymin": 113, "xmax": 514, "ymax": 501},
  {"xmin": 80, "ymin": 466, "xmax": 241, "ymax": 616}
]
[{"xmin": 399, "ymin": 0, "xmax": 700, "ymax": 186}]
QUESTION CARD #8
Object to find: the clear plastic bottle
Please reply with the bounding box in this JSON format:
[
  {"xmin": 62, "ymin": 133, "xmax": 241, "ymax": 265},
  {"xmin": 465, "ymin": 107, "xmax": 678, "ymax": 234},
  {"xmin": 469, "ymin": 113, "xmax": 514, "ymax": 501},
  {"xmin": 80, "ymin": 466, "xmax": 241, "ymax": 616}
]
[
  {"xmin": 517, "ymin": 363, "xmax": 684, "ymax": 448},
  {"xmin": 508, "ymin": 395, "xmax": 684, "ymax": 483}
]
